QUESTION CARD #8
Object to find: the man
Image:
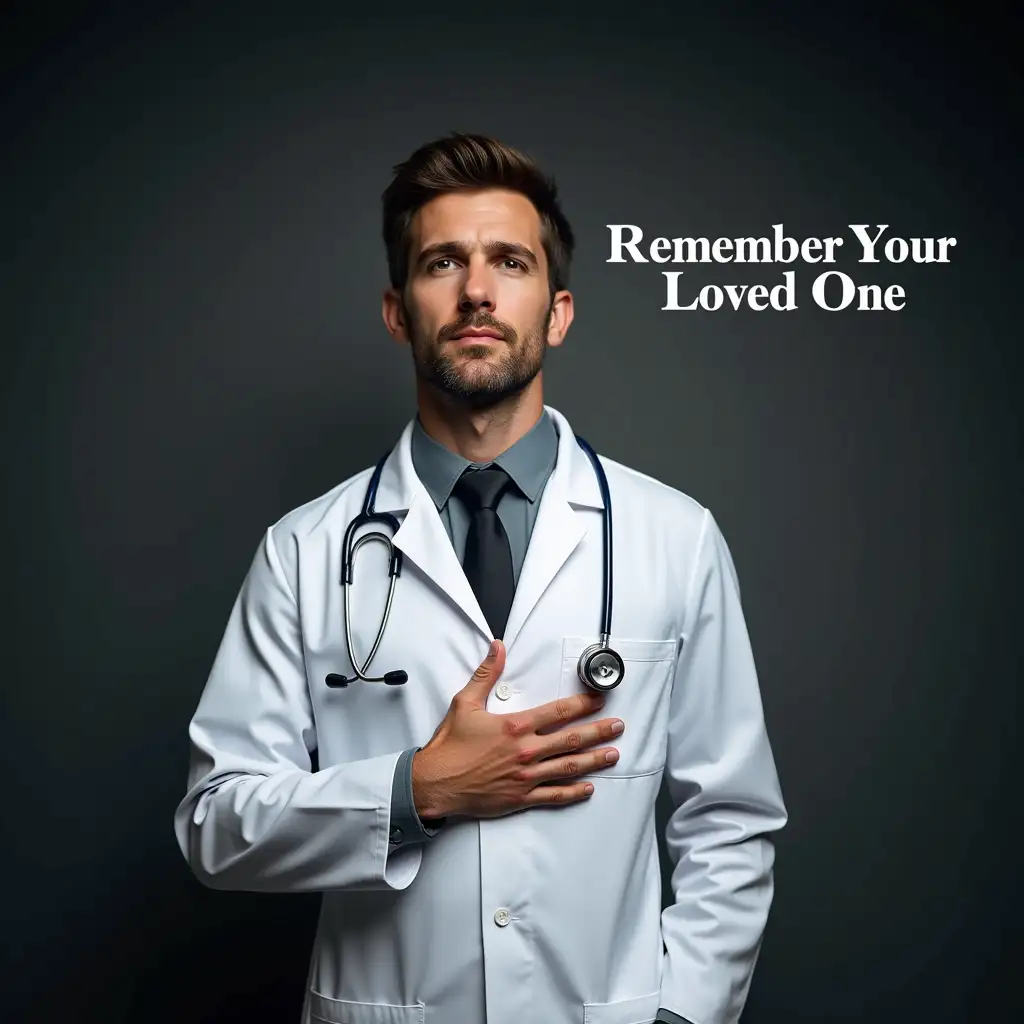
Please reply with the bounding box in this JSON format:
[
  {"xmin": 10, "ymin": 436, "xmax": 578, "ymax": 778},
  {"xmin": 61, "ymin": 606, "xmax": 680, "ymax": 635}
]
[{"xmin": 174, "ymin": 133, "xmax": 787, "ymax": 1024}]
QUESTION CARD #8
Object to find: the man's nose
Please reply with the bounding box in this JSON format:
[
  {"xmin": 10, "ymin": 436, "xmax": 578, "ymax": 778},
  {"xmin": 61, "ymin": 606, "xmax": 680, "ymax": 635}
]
[{"xmin": 459, "ymin": 261, "xmax": 494, "ymax": 310}]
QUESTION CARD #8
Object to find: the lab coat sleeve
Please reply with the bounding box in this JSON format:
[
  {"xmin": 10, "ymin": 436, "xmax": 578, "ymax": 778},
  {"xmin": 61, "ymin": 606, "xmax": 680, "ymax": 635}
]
[
  {"xmin": 173, "ymin": 524, "xmax": 423, "ymax": 893},
  {"xmin": 658, "ymin": 509, "xmax": 788, "ymax": 1024}
]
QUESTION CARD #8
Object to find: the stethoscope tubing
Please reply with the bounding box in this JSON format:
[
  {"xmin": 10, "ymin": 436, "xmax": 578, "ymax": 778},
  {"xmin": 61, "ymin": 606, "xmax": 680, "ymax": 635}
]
[{"xmin": 328, "ymin": 434, "xmax": 619, "ymax": 690}]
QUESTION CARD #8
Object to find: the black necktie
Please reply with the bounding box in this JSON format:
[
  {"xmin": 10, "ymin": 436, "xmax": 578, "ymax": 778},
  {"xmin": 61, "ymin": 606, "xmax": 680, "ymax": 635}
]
[{"xmin": 453, "ymin": 466, "xmax": 515, "ymax": 639}]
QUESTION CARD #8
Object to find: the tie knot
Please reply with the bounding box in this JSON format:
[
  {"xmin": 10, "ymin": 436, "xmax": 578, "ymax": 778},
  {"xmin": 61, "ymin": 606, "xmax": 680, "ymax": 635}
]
[{"xmin": 453, "ymin": 466, "xmax": 512, "ymax": 511}]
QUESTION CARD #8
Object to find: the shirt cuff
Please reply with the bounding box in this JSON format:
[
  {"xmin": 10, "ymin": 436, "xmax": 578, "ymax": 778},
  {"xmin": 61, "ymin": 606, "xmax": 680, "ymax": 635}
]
[
  {"xmin": 655, "ymin": 1011, "xmax": 693, "ymax": 1024},
  {"xmin": 387, "ymin": 747, "xmax": 446, "ymax": 851}
]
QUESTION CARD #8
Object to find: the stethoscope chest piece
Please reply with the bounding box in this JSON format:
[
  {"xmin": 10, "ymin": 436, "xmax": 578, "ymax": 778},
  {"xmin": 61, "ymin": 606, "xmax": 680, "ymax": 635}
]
[{"xmin": 577, "ymin": 642, "xmax": 625, "ymax": 692}]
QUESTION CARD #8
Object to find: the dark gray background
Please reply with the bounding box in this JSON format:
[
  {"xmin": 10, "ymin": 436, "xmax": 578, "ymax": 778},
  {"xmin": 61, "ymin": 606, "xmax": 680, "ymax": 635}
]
[{"xmin": 3, "ymin": 3, "xmax": 1021, "ymax": 1021}]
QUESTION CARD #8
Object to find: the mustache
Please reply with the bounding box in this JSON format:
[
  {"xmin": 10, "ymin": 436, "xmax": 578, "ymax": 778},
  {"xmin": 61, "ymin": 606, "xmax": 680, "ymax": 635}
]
[{"xmin": 439, "ymin": 313, "xmax": 516, "ymax": 342}]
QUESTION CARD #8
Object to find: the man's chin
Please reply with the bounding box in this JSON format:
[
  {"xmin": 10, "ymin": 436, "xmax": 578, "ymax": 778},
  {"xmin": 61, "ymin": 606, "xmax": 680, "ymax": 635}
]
[
  {"xmin": 432, "ymin": 358, "xmax": 505, "ymax": 388},
  {"xmin": 440, "ymin": 380, "xmax": 516, "ymax": 407},
  {"xmin": 429, "ymin": 369, "xmax": 531, "ymax": 408},
  {"xmin": 414, "ymin": 344, "xmax": 542, "ymax": 407}
]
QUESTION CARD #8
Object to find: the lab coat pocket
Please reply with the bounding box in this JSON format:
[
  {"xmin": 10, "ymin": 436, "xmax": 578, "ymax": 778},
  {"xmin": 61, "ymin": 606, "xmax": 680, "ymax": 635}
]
[
  {"xmin": 559, "ymin": 637, "xmax": 677, "ymax": 778},
  {"xmin": 583, "ymin": 989, "xmax": 663, "ymax": 1024},
  {"xmin": 308, "ymin": 992, "xmax": 425, "ymax": 1024}
]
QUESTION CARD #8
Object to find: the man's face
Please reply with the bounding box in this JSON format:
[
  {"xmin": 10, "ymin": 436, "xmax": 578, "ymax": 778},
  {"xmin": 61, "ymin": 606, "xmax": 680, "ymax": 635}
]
[{"xmin": 384, "ymin": 189, "xmax": 572, "ymax": 409}]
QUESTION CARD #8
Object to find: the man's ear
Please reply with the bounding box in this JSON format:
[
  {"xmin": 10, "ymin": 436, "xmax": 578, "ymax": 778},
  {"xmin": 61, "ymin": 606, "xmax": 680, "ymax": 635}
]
[
  {"xmin": 382, "ymin": 288, "xmax": 410, "ymax": 344},
  {"xmin": 545, "ymin": 289, "xmax": 574, "ymax": 349}
]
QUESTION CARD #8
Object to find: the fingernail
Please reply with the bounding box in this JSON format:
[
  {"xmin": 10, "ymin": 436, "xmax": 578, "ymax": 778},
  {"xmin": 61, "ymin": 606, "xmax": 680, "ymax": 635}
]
[
  {"xmin": 584, "ymin": 784, "xmax": 594, "ymax": 795},
  {"xmin": 611, "ymin": 720, "xmax": 624, "ymax": 735},
  {"xmin": 488, "ymin": 641, "xmax": 498, "ymax": 657},
  {"xmin": 605, "ymin": 750, "xmax": 619, "ymax": 763}
]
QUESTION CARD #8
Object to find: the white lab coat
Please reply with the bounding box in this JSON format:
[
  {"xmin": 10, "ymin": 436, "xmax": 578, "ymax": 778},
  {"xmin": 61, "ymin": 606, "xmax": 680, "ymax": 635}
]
[{"xmin": 174, "ymin": 405, "xmax": 787, "ymax": 1024}]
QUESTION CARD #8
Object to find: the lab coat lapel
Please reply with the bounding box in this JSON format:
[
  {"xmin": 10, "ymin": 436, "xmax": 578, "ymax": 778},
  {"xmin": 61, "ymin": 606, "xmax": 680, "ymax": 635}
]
[
  {"xmin": 501, "ymin": 407, "xmax": 604, "ymax": 651},
  {"xmin": 375, "ymin": 420, "xmax": 492, "ymax": 640}
]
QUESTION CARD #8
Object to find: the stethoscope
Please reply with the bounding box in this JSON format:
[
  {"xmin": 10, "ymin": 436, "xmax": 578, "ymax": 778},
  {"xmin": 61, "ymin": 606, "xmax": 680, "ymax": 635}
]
[{"xmin": 324, "ymin": 435, "xmax": 625, "ymax": 693}]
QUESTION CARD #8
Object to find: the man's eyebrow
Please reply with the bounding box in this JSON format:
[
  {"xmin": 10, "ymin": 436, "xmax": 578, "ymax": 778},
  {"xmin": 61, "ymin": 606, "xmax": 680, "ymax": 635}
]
[{"xmin": 416, "ymin": 240, "xmax": 539, "ymax": 267}]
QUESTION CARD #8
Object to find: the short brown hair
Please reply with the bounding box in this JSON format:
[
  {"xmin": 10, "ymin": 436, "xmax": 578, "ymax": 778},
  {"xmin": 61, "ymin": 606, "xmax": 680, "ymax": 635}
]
[{"xmin": 381, "ymin": 133, "xmax": 575, "ymax": 295}]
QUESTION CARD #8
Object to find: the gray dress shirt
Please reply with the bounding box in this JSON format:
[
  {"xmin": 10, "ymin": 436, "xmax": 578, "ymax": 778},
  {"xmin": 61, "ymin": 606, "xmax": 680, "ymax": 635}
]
[{"xmin": 382, "ymin": 410, "xmax": 691, "ymax": 1024}]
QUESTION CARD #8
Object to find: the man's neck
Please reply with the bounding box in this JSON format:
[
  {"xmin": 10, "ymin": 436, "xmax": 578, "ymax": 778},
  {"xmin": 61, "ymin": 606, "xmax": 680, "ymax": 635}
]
[{"xmin": 415, "ymin": 379, "xmax": 546, "ymax": 463}]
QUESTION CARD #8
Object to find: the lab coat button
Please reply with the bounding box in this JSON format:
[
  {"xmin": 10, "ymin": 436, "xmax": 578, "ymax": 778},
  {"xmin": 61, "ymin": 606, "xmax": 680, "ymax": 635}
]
[
  {"xmin": 493, "ymin": 908, "xmax": 511, "ymax": 927},
  {"xmin": 496, "ymin": 683, "xmax": 511, "ymax": 700}
]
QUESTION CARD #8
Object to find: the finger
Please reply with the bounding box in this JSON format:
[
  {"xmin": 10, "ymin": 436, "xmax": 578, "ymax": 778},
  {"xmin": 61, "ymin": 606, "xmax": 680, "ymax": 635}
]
[
  {"xmin": 534, "ymin": 718, "xmax": 624, "ymax": 761},
  {"xmin": 519, "ymin": 781, "xmax": 595, "ymax": 807},
  {"xmin": 458, "ymin": 639, "xmax": 506, "ymax": 706},
  {"xmin": 528, "ymin": 691, "xmax": 607, "ymax": 732},
  {"xmin": 525, "ymin": 746, "xmax": 620, "ymax": 784}
]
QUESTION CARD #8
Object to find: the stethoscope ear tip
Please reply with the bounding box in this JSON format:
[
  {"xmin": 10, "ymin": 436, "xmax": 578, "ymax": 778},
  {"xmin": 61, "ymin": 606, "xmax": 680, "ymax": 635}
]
[{"xmin": 325, "ymin": 671, "xmax": 407, "ymax": 686}]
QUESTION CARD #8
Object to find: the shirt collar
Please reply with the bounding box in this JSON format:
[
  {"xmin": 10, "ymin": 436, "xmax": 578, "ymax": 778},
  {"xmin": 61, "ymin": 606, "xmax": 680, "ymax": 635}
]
[{"xmin": 410, "ymin": 410, "xmax": 558, "ymax": 511}]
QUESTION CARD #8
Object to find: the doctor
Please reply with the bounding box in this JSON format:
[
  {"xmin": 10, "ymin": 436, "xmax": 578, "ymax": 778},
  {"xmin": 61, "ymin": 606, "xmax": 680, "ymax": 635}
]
[{"xmin": 174, "ymin": 132, "xmax": 787, "ymax": 1024}]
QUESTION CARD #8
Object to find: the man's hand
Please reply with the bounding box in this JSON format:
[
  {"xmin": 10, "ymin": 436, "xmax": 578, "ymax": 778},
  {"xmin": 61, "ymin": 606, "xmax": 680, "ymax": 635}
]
[{"xmin": 411, "ymin": 640, "xmax": 625, "ymax": 819}]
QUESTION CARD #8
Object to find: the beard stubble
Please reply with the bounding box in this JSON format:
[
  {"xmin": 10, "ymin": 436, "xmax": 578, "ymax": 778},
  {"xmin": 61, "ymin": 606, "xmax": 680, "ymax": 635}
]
[{"xmin": 405, "ymin": 302, "xmax": 552, "ymax": 411}]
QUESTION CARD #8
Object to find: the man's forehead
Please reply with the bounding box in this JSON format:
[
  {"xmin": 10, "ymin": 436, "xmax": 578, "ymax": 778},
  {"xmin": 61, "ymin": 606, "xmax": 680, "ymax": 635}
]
[{"xmin": 412, "ymin": 189, "xmax": 542, "ymax": 245}]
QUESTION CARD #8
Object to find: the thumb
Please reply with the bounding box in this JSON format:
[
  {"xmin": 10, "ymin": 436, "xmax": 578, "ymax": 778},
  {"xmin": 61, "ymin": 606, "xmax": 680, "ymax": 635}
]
[{"xmin": 462, "ymin": 639, "xmax": 506, "ymax": 703}]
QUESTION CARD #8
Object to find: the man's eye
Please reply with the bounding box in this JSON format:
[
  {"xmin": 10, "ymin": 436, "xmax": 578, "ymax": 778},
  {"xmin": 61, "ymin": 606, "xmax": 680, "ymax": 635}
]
[
  {"xmin": 431, "ymin": 258, "xmax": 455, "ymax": 271},
  {"xmin": 503, "ymin": 259, "xmax": 524, "ymax": 270}
]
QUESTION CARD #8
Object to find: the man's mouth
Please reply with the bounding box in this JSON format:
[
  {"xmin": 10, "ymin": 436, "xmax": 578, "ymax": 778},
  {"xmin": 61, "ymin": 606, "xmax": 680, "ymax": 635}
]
[{"xmin": 451, "ymin": 329, "xmax": 503, "ymax": 341}]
